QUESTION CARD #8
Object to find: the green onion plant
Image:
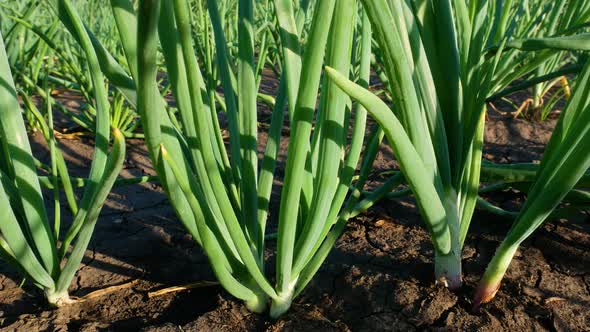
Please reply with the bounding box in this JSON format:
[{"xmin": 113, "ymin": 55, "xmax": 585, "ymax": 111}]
[
  {"xmin": 136, "ymin": 0, "xmax": 386, "ymax": 318},
  {"xmin": 325, "ymin": 0, "xmax": 590, "ymax": 290},
  {"xmin": 0, "ymin": 0, "xmax": 125, "ymax": 305},
  {"xmin": 474, "ymin": 58, "xmax": 590, "ymax": 307}
]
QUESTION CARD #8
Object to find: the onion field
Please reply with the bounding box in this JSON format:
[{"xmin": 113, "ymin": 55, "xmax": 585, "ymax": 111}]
[{"xmin": 0, "ymin": 0, "xmax": 589, "ymax": 330}]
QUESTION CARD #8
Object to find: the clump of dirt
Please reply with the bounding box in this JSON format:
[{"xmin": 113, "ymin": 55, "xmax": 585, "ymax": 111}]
[{"xmin": 0, "ymin": 105, "xmax": 588, "ymax": 331}]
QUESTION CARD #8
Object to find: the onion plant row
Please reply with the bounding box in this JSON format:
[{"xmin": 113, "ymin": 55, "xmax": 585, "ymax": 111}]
[
  {"xmin": 0, "ymin": 0, "xmax": 588, "ymax": 319},
  {"xmin": 324, "ymin": 0, "xmax": 590, "ymax": 304}
]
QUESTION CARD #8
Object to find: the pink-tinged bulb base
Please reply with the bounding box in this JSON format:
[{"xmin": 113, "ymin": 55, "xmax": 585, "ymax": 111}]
[
  {"xmin": 473, "ymin": 280, "xmax": 501, "ymax": 310},
  {"xmin": 472, "ymin": 242, "xmax": 518, "ymax": 310}
]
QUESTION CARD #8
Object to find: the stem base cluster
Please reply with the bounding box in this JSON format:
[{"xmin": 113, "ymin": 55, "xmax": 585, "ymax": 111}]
[{"xmin": 45, "ymin": 289, "xmax": 73, "ymax": 307}]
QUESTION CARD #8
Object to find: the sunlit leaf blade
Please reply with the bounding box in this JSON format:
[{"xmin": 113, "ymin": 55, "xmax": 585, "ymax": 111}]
[
  {"xmin": 324, "ymin": 66, "xmax": 452, "ymax": 255},
  {"xmin": 0, "ymin": 29, "xmax": 57, "ymax": 275}
]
